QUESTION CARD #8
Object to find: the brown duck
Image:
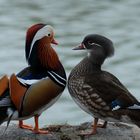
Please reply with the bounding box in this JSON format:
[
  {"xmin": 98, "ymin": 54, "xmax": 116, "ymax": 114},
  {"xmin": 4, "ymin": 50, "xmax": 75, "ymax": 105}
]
[
  {"xmin": 68, "ymin": 34, "xmax": 140, "ymax": 135},
  {"xmin": 0, "ymin": 23, "xmax": 66, "ymax": 134}
]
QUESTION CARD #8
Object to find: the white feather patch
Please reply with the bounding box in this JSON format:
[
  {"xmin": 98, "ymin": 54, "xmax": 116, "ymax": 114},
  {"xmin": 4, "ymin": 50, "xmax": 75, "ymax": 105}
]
[
  {"xmin": 7, "ymin": 108, "xmax": 13, "ymax": 116},
  {"xmin": 50, "ymin": 71, "xmax": 66, "ymax": 81},
  {"xmin": 112, "ymin": 105, "xmax": 120, "ymax": 111},
  {"xmin": 17, "ymin": 77, "xmax": 39, "ymax": 85},
  {"xmin": 47, "ymin": 71, "xmax": 65, "ymax": 86},
  {"xmin": 128, "ymin": 104, "xmax": 140, "ymax": 109}
]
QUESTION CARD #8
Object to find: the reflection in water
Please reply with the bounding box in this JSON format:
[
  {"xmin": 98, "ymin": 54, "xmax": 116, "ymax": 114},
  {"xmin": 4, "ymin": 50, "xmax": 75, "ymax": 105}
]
[{"xmin": 0, "ymin": 0, "xmax": 140, "ymax": 126}]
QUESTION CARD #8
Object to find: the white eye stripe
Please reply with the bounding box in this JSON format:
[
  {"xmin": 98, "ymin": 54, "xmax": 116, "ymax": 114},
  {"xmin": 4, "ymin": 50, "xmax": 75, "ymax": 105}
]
[
  {"xmin": 88, "ymin": 42, "xmax": 102, "ymax": 47},
  {"xmin": 28, "ymin": 25, "xmax": 53, "ymax": 60}
]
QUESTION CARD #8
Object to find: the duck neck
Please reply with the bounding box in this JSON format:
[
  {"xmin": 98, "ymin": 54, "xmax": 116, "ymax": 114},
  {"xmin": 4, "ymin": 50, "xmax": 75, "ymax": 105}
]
[
  {"xmin": 38, "ymin": 43, "xmax": 61, "ymax": 70},
  {"xmin": 91, "ymin": 63, "xmax": 101, "ymax": 71},
  {"xmin": 88, "ymin": 51, "xmax": 105, "ymax": 70},
  {"xmin": 28, "ymin": 40, "xmax": 62, "ymax": 71}
]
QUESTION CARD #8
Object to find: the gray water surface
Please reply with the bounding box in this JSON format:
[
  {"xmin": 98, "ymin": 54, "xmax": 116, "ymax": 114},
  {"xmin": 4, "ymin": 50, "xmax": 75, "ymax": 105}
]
[{"xmin": 0, "ymin": 0, "xmax": 140, "ymax": 126}]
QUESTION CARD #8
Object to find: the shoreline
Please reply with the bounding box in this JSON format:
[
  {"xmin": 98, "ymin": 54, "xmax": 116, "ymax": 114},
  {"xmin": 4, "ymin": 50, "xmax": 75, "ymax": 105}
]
[{"xmin": 0, "ymin": 122, "xmax": 140, "ymax": 140}]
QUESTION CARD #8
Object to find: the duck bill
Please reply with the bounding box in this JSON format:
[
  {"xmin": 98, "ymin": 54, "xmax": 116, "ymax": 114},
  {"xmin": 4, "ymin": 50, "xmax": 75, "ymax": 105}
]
[
  {"xmin": 72, "ymin": 43, "xmax": 86, "ymax": 50},
  {"xmin": 51, "ymin": 38, "xmax": 58, "ymax": 45}
]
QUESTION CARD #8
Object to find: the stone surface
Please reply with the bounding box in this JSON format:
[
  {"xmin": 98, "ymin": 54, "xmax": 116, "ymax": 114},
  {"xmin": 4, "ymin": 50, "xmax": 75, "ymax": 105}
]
[{"xmin": 0, "ymin": 122, "xmax": 140, "ymax": 140}]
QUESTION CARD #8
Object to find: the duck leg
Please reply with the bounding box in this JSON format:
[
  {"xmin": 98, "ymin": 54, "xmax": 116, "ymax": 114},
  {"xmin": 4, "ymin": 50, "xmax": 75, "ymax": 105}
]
[
  {"xmin": 96, "ymin": 120, "xmax": 107, "ymax": 128},
  {"xmin": 79, "ymin": 118, "xmax": 99, "ymax": 135},
  {"xmin": 80, "ymin": 118, "xmax": 107, "ymax": 136},
  {"xmin": 32, "ymin": 115, "xmax": 49, "ymax": 134},
  {"xmin": 19, "ymin": 120, "xmax": 33, "ymax": 130},
  {"xmin": 91, "ymin": 119, "xmax": 107, "ymax": 128},
  {"xmin": 90, "ymin": 118, "xmax": 107, "ymax": 134},
  {"xmin": 90, "ymin": 117, "xmax": 99, "ymax": 135}
]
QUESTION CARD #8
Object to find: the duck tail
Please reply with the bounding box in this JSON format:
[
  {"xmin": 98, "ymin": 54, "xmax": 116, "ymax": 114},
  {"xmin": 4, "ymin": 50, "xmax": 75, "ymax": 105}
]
[
  {"xmin": 127, "ymin": 103, "xmax": 140, "ymax": 127},
  {"xmin": 0, "ymin": 90, "xmax": 15, "ymax": 126},
  {"xmin": 0, "ymin": 106, "xmax": 16, "ymax": 135},
  {"xmin": 0, "ymin": 95, "xmax": 16, "ymax": 134},
  {"xmin": 0, "ymin": 106, "xmax": 9, "ymax": 125}
]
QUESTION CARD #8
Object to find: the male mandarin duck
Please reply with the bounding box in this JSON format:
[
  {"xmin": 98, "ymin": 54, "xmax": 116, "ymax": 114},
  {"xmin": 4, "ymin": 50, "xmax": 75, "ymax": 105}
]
[
  {"xmin": 68, "ymin": 34, "xmax": 140, "ymax": 135},
  {"xmin": 0, "ymin": 23, "xmax": 66, "ymax": 134}
]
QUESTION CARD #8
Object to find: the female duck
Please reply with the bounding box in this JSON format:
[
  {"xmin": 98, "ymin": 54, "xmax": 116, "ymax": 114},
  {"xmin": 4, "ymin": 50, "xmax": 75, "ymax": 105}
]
[{"xmin": 68, "ymin": 34, "xmax": 140, "ymax": 135}]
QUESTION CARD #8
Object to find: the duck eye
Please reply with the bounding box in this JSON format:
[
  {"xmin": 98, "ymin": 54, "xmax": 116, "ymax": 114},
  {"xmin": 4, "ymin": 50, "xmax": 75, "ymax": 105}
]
[{"xmin": 48, "ymin": 33, "xmax": 51, "ymax": 36}]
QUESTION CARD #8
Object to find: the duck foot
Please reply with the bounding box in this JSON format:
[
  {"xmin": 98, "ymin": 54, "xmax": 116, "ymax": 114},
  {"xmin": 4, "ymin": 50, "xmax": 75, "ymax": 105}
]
[
  {"xmin": 79, "ymin": 130, "xmax": 97, "ymax": 136},
  {"xmin": 19, "ymin": 116, "xmax": 50, "ymax": 134},
  {"xmin": 32, "ymin": 115, "xmax": 50, "ymax": 134},
  {"xmin": 19, "ymin": 120, "xmax": 33, "ymax": 130},
  {"xmin": 32, "ymin": 128, "xmax": 49, "ymax": 134},
  {"xmin": 92, "ymin": 120, "xmax": 107, "ymax": 128},
  {"xmin": 79, "ymin": 118, "xmax": 107, "ymax": 136}
]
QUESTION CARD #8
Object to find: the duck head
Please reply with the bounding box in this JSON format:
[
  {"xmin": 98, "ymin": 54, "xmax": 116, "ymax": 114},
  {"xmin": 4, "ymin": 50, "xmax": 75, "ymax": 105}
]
[
  {"xmin": 73, "ymin": 34, "xmax": 114, "ymax": 65},
  {"xmin": 25, "ymin": 23, "xmax": 60, "ymax": 69}
]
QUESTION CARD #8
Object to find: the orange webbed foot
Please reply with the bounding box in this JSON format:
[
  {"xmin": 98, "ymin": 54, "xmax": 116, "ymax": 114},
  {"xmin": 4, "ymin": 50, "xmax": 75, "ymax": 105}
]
[
  {"xmin": 19, "ymin": 120, "xmax": 33, "ymax": 130},
  {"xmin": 33, "ymin": 128, "xmax": 49, "ymax": 134},
  {"xmin": 33, "ymin": 115, "xmax": 50, "ymax": 134},
  {"xmin": 79, "ymin": 129, "xmax": 97, "ymax": 136},
  {"xmin": 19, "ymin": 116, "xmax": 51, "ymax": 134},
  {"xmin": 79, "ymin": 118, "xmax": 107, "ymax": 136}
]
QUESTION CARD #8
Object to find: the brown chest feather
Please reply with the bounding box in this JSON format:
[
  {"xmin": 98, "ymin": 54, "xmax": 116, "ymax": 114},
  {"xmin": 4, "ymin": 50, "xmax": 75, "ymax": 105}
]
[{"xmin": 22, "ymin": 78, "xmax": 63, "ymax": 116}]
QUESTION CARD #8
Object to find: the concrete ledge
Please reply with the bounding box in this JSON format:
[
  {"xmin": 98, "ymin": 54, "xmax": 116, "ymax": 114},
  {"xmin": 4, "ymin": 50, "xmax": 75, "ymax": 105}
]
[{"xmin": 0, "ymin": 122, "xmax": 140, "ymax": 140}]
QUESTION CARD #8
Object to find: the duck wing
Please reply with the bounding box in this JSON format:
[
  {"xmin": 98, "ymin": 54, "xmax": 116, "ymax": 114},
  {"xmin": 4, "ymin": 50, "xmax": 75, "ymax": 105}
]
[
  {"xmin": 16, "ymin": 67, "xmax": 44, "ymax": 86},
  {"xmin": 84, "ymin": 71, "xmax": 139, "ymax": 110}
]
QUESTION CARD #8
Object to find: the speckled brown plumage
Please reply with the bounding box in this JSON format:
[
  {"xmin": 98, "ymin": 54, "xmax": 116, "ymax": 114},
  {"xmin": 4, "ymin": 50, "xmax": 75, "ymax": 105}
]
[{"xmin": 68, "ymin": 34, "xmax": 140, "ymax": 134}]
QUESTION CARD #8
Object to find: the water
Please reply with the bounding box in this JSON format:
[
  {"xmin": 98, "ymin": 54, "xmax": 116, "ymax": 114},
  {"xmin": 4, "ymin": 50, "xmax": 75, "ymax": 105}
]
[{"xmin": 0, "ymin": 0, "xmax": 140, "ymax": 126}]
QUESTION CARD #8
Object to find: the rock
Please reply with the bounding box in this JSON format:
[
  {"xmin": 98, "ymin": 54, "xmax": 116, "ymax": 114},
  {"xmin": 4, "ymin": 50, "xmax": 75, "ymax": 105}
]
[{"xmin": 0, "ymin": 122, "xmax": 140, "ymax": 140}]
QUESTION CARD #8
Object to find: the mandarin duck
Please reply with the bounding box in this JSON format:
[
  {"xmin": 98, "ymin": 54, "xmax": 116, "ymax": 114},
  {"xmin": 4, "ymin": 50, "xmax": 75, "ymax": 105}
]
[
  {"xmin": 68, "ymin": 34, "xmax": 140, "ymax": 135},
  {"xmin": 0, "ymin": 23, "xmax": 66, "ymax": 134}
]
